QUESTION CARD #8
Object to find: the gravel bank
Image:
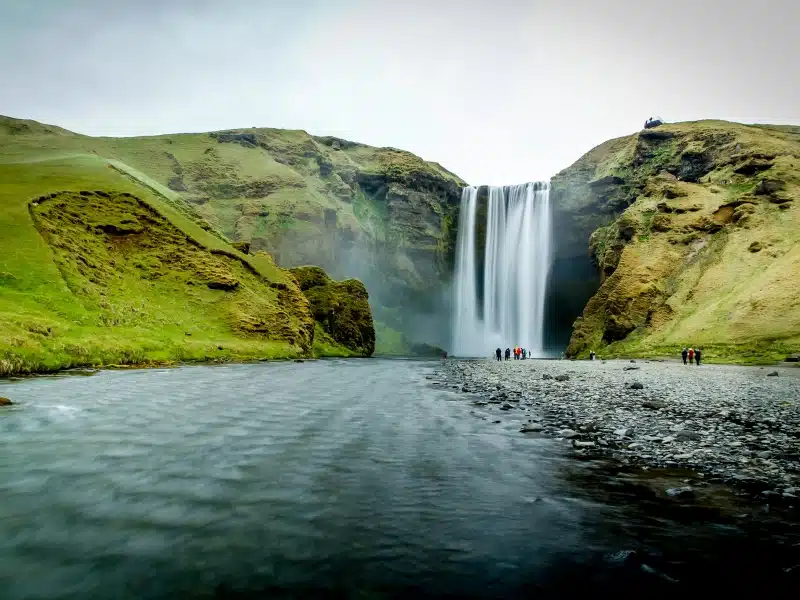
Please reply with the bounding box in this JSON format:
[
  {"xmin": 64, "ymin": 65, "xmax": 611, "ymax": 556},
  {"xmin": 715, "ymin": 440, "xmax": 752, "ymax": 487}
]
[{"xmin": 438, "ymin": 359, "xmax": 800, "ymax": 499}]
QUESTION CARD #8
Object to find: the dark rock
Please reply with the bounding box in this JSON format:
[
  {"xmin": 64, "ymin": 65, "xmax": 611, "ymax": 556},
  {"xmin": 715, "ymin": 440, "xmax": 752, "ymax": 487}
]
[
  {"xmin": 500, "ymin": 404, "xmax": 514, "ymax": 411},
  {"xmin": 520, "ymin": 423, "xmax": 544, "ymax": 433},
  {"xmin": 554, "ymin": 374, "xmax": 570, "ymax": 382},
  {"xmin": 748, "ymin": 241, "xmax": 763, "ymax": 253},
  {"xmin": 294, "ymin": 359, "xmax": 305, "ymax": 363},
  {"xmin": 630, "ymin": 359, "xmax": 636, "ymax": 363},
  {"xmin": 207, "ymin": 279, "xmax": 240, "ymax": 291},
  {"xmin": 786, "ymin": 354, "xmax": 800, "ymax": 363},
  {"xmin": 642, "ymin": 400, "xmax": 667, "ymax": 410},
  {"xmin": 0, "ymin": 397, "xmax": 13, "ymax": 406},
  {"xmin": 232, "ymin": 241, "xmax": 251, "ymax": 255},
  {"xmin": 623, "ymin": 366, "xmax": 640, "ymax": 371},
  {"xmin": 665, "ymin": 486, "xmax": 694, "ymax": 498},
  {"xmin": 754, "ymin": 178, "xmax": 785, "ymax": 196},
  {"xmin": 734, "ymin": 158, "xmax": 773, "ymax": 176},
  {"xmin": 767, "ymin": 371, "xmax": 779, "ymax": 377},
  {"xmin": 542, "ymin": 374, "xmax": 553, "ymax": 380},
  {"xmin": 629, "ymin": 382, "xmax": 645, "ymax": 390}
]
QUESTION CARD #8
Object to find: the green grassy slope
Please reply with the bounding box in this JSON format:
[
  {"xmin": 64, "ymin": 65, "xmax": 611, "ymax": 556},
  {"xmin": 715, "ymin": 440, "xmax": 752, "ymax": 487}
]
[
  {"xmin": 0, "ymin": 116, "xmax": 465, "ymax": 352},
  {"xmin": 0, "ymin": 118, "xmax": 368, "ymax": 374},
  {"xmin": 553, "ymin": 120, "xmax": 800, "ymax": 363}
]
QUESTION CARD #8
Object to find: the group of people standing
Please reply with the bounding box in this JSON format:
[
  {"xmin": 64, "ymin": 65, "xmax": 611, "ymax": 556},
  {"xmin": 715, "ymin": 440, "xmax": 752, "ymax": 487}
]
[
  {"xmin": 495, "ymin": 347, "xmax": 530, "ymax": 361},
  {"xmin": 682, "ymin": 347, "xmax": 702, "ymax": 365}
]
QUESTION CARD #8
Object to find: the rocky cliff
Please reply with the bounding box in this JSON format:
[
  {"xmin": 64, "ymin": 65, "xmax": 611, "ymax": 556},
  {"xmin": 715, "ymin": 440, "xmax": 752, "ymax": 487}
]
[
  {"xmin": 552, "ymin": 121, "xmax": 800, "ymax": 362},
  {"xmin": 289, "ymin": 266, "xmax": 376, "ymax": 357}
]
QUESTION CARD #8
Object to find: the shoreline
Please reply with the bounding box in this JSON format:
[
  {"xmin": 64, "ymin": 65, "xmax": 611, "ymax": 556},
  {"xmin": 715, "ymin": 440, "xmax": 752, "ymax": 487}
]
[{"xmin": 438, "ymin": 358, "xmax": 800, "ymax": 502}]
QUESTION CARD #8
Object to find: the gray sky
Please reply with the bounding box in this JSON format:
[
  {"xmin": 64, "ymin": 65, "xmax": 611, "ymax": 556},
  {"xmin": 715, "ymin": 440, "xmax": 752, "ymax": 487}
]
[{"xmin": 1, "ymin": 0, "xmax": 798, "ymax": 184}]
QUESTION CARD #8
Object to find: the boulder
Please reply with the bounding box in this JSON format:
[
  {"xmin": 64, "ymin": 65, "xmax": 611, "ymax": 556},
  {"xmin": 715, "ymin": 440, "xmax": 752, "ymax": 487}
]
[
  {"xmin": 754, "ymin": 178, "xmax": 785, "ymax": 196},
  {"xmin": 629, "ymin": 382, "xmax": 645, "ymax": 390},
  {"xmin": 748, "ymin": 241, "xmax": 763, "ymax": 253},
  {"xmin": 232, "ymin": 241, "xmax": 251, "ymax": 255},
  {"xmin": 520, "ymin": 422, "xmax": 544, "ymax": 433},
  {"xmin": 642, "ymin": 400, "xmax": 667, "ymax": 409},
  {"xmin": 767, "ymin": 371, "xmax": 779, "ymax": 377},
  {"xmin": 785, "ymin": 354, "xmax": 800, "ymax": 363},
  {"xmin": 0, "ymin": 397, "xmax": 12, "ymax": 406},
  {"xmin": 554, "ymin": 374, "xmax": 570, "ymax": 382},
  {"xmin": 666, "ymin": 486, "xmax": 694, "ymax": 498}
]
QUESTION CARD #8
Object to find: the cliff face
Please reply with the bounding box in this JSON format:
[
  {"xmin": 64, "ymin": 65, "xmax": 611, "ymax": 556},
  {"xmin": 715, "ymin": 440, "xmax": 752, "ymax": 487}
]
[
  {"xmin": 289, "ymin": 266, "xmax": 376, "ymax": 357},
  {"xmin": 552, "ymin": 121, "xmax": 800, "ymax": 362}
]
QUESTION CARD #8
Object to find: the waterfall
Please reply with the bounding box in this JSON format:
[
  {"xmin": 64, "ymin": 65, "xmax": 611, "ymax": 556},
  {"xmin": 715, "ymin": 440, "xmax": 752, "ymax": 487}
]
[{"xmin": 451, "ymin": 182, "xmax": 552, "ymax": 357}]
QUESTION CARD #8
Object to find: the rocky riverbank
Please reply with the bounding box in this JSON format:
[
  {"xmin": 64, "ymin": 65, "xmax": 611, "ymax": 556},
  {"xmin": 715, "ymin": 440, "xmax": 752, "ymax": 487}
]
[{"xmin": 438, "ymin": 359, "xmax": 800, "ymax": 500}]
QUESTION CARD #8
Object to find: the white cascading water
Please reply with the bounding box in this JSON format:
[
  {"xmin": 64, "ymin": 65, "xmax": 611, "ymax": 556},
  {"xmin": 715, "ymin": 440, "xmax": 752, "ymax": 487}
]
[{"xmin": 452, "ymin": 182, "xmax": 552, "ymax": 357}]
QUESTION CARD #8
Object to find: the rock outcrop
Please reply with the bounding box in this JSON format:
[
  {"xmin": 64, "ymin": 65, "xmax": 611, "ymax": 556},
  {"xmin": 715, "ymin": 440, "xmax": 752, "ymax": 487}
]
[
  {"xmin": 552, "ymin": 121, "xmax": 800, "ymax": 361},
  {"xmin": 290, "ymin": 266, "xmax": 375, "ymax": 357}
]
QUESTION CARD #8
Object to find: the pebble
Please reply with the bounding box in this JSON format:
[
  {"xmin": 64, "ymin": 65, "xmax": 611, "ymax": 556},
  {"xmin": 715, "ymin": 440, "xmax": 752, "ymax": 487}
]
[{"xmin": 440, "ymin": 359, "xmax": 800, "ymax": 492}]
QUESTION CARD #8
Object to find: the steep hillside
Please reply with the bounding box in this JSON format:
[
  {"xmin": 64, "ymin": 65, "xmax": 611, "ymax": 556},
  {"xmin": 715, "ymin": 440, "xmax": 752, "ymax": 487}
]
[
  {"xmin": 552, "ymin": 121, "xmax": 800, "ymax": 363},
  {"xmin": 0, "ymin": 120, "xmax": 373, "ymax": 374},
  {"xmin": 0, "ymin": 116, "xmax": 465, "ymax": 352}
]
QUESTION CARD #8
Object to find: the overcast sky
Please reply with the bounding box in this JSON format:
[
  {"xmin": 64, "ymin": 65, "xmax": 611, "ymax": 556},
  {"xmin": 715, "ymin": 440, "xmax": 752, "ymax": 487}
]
[{"xmin": 1, "ymin": 0, "xmax": 798, "ymax": 184}]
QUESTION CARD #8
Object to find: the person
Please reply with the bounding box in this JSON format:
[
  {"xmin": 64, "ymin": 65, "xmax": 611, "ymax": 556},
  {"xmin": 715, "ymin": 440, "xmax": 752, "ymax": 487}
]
[
  {"xmin": 688, "ymin": 347, "xmax": 695, "ymax": 364},
  {"xmin": 695, "ymin": 347, "xmax": 702, "ymax": 366},
  {"xmin": 522, "ymin": 349, "xmax": 527, "ymax": 360},
  {"xmin": 589, "ymin": 350, "xmax": 596, "ymax": 360},
  {"xmin": 505, "ymin": 348, "xmax": 511, "ymax": 361},
  {"xmin": 681, "ymin": 347, "xmax": 688, "ymax": 365},
  {"xmin": 442, "ymin": 351, "xmax": 447, "ymax": 360},
  {"xmin": 496, "ymin": 348, "xmax": 502, "ymax": 362}
]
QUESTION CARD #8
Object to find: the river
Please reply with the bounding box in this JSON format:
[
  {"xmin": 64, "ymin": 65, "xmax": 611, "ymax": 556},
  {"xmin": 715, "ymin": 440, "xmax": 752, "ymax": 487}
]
[{"xmin": 1, "ymin": 359, "xmax": 798, "ymax": 598}]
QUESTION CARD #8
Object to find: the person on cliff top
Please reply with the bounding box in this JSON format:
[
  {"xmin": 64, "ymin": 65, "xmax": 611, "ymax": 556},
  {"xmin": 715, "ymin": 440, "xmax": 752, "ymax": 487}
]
[
  {"xmin": 688, "ymin": 348, "xmax": 695, "ymax": 363},
  {"xmin": 495, "ymin": 348, "xmax": 502, "ymax": 361},
  {"xmin": 681, "ymin": 347, "xmax": 688, "ymax": 365},
  {"xmin": 505, "ymin": 348, "xmax": 511, "ymax": 361},
  {"xmin": 694, "ymin": 348, "xmax": 702, "ymax": 366}
]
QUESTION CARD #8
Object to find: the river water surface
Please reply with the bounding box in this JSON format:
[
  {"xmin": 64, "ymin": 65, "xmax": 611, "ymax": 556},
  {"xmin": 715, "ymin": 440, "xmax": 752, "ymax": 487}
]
[{"xmin": 1, "ymin": 359, "xmax": 798, "ymax": 599}]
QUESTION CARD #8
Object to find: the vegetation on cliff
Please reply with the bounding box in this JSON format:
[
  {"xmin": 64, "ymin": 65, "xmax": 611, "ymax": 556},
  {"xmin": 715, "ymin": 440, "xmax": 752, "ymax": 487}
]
[
  {"xmin": 0, "ymin": 118, "xmax": 370, "ymax": 375},
  {"xmin": 0, "ymin": 116, "xmax": 464, "ymax": 352},
  {"xmin": 289, "ymin": 266, "xmax": 375, "ymax": 357},
  {"xmin": 553, "ymin": 121, "xmax": 800, "ymax": 363}
]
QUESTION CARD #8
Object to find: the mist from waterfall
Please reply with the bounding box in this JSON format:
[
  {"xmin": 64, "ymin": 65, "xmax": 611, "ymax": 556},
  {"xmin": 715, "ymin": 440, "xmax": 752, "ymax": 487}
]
[{"xmin": 452, "ymin": 182, "xmax": 552, "ymax": 357}]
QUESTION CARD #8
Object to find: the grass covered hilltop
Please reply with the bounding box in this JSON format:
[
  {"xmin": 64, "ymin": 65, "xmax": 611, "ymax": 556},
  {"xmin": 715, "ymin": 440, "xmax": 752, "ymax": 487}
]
[
  {"xmin": 0, "ymin": 116, "xmax": 376, "ymax": 375},
  {"xmin": 551, "ymin": 121, "xmax": 800, "ymax": 363}
]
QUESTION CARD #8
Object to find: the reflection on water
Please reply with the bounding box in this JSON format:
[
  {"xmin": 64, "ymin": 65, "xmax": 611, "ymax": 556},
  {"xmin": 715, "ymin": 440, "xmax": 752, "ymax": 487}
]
[{"xmin": 0, "ymin": 359, "xmax": 798, "ymax": 599}]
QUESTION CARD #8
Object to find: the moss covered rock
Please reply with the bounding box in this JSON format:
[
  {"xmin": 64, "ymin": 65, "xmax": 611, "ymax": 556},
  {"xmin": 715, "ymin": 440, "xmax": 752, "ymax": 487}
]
[{"xmin": 290, "ymin": 266, "xmax": 375, "ymax": 357}]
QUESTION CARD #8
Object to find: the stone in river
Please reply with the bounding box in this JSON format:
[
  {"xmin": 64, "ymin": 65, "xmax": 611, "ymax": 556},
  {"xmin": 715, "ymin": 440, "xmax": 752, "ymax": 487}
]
[
  {"xmin": 614, "ymin": 427, "xmax": 631, "ymax": 437},
  {"xmin": 623, "ymin": 366, "xmax": 640, "ymax": 371},
  {"xmin": 767, "ymin": 371, "xmax": 779, "ymax": 377},
  {"xmin": 574, "ymin": 440, "xmax": 596, "ymax": 448},
  {"xmin": 0, "ymin": 397, "xmax": 12, "ymax": 406},
  {"xmin": 520, "ymin": 423, "xmax": 544, "ymax": 433},
  {"xmin": 666, "ymin": 486, "xmax": 695, "ymax": 498},
  {"xmin": 554, "ymin": 374, "xmax": 570, "ymax": 382},
  {"xmin": 629, "ymin": 382, "xmax": 645, "ymax": 390},
  {"xmin": 557, "ymin": 429, "xmax": 579, "ymax": 439},
  {"xmin": 642, "ymin": 400, "xmax": 666, "ymax": 409}
]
